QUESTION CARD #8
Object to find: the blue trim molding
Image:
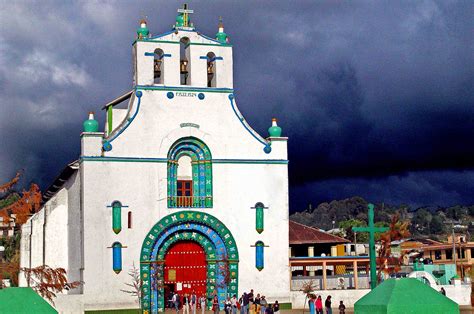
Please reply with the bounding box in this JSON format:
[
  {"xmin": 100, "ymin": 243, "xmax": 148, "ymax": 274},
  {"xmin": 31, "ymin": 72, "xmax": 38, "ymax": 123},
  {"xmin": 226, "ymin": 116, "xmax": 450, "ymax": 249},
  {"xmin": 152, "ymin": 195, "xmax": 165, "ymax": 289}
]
[
  {"xmin": 135, "ymin": 85, "xmax": 233, "ymax": 93},
  {"xmin": 103, "ymin": 90, "xmax": 143, "ymax": 151},
  {"xmin": 145, "ymin": 52, "xmax": 172, "ymax": 58},
  {"xmin": 200, "ymin": 56, "xmax": 224, "ymax": 61},
  {"xmin": 228, "ymin": 94, "xmax": 271, "ymax": 153},
  {"xmin": 80, "ymin": 156, "xmax": 288, "ymax": 164}
]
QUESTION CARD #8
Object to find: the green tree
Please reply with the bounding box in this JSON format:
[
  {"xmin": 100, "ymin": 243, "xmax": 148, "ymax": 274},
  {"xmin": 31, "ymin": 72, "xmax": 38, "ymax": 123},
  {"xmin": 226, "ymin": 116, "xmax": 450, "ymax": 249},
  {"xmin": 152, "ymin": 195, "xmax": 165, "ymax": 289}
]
[
  {"xmin": 411, "ymin": 208, "xmax": 431, "ymax": 234},
  {"xmin": 430, "ymin": 214, "xmax": 445, "ymax": 234},
  {"xmin": 339, "ymin": 219, "xmax": 368, "ymax": 242}
]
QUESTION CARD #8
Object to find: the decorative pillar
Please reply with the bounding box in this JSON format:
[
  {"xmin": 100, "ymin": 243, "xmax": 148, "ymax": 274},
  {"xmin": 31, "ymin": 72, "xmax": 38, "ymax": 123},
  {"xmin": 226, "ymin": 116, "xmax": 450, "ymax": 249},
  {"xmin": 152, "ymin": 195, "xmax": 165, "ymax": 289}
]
[
  {"xmin": 308, "ymin": 246, "xmax": 315, "ymax": 276},
  {"xmin": 353, "ymin": 260, "xmax": 358, "ymax": 289},
  {"xmin": 322, "ymin": 261, "xmax": 327, "ymax": 290}
]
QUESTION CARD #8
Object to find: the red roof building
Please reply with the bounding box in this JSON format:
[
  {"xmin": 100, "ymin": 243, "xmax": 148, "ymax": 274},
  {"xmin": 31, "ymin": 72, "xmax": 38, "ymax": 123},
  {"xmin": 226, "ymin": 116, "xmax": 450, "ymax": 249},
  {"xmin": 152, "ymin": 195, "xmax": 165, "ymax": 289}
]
[{"xmin": 289, "ymin": 220, "xmax": 349, "ymax": 245}]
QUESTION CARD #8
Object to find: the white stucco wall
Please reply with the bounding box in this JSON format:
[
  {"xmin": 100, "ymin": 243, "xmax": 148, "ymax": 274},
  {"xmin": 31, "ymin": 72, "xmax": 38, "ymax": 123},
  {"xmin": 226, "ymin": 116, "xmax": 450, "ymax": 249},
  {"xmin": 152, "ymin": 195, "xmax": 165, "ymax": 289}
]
[
  {"xmin": 19, "ymin": 187, "xmax": 69, "ymax": 286},
  {"xmin": 76, "ymin": 33, "xmax": 290, "ymax": 309}
]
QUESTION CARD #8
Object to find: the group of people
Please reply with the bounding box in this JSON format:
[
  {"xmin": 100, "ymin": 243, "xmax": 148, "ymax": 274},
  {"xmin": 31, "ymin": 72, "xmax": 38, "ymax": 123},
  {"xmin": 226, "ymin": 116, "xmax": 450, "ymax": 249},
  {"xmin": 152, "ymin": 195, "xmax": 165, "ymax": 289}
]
[
  {"xmin": 237, "ymin": 289, "xmax": 280, "ymax": 314},
  {"xmin": 169, "ymin": 292, "xmax": 209, "ymax": 314},
  {"xmin": 308, "ymin": 295, "xmax": 346, "ymax": 314},
  {"xmin": 168, "ymin": 290, "xmax": 278, "ymax": 314}
]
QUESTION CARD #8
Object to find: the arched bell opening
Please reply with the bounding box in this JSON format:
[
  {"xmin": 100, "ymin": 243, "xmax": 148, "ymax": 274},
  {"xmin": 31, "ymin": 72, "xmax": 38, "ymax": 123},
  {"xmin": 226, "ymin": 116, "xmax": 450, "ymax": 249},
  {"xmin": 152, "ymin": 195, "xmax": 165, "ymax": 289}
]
[
  {"xmin": 180, "ymin": 37, "xmax": 190, "ymax": 85},
  {"xmin": 206, "ymin": 52, "xmax": 216, "ymax": 87},
  {"xmin": 154, "ymin": 48, "xmax": 164, "ymax": 84}
]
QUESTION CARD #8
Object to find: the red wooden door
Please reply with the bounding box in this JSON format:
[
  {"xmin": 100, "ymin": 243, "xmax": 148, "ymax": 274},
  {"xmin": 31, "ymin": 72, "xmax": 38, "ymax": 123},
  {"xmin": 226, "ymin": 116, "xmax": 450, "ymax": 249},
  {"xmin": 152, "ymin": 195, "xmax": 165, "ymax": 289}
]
[{"xmin": 164, "ymin": 241, "xmax": 207, "ymax": 296}]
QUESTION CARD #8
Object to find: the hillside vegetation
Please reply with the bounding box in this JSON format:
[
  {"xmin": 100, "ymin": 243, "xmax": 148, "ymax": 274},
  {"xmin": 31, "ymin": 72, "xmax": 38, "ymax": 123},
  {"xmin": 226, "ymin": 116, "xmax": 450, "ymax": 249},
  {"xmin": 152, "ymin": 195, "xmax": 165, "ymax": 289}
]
[{"xmin": 290, "ymin": 196, "xmax": 474, "ymax": 241}]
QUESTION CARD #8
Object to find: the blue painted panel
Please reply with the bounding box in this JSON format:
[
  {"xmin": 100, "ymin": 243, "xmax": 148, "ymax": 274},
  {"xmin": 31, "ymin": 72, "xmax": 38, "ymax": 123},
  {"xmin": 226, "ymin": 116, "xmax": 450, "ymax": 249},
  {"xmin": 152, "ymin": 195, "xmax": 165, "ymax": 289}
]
[
  {"xmin": 256, "ymin": 244, "xmax": 264, "ymax": 271},
  {"xmin": 112, "ymin": 243, "xmax": 122, "ymax": 273}
]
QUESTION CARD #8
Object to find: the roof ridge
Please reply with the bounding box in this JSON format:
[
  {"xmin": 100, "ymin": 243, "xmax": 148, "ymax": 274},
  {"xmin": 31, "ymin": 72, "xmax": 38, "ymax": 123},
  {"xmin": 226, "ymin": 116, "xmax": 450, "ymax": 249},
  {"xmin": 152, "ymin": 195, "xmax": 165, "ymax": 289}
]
[{"xmin": 289, "ymin": 220, "xmax": 350, "ymax": 243}]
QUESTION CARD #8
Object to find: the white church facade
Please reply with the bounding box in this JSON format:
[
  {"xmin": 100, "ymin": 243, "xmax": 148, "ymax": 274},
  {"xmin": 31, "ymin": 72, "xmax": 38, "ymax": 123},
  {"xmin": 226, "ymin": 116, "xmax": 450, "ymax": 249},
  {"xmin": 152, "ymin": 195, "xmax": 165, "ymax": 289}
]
[{"xmin": 20, "ymin": 6, "xmax": 290, "ymax": 313}]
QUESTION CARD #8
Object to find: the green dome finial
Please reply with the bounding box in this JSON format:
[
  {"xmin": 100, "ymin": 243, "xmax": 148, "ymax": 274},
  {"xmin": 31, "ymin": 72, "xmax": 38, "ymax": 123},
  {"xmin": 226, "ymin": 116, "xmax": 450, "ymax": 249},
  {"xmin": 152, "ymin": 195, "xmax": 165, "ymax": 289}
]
[
  {"xmin": 137, "ymin": 19, "xmax": 149, "ymax": 39},
  {"xmin": 268, "ymin": 118, "xmax": 282, "ymax": 137},
  {"xmin": 175, "ymin": 13, "xmax": 184, "ymax": 27},
  {"xmin": 83, "ymin": 112, "xmax": 99, "ymax": 132},
  {"xmin": 215, "ymin": 16, "xmax": 228, "ymax": 43}
]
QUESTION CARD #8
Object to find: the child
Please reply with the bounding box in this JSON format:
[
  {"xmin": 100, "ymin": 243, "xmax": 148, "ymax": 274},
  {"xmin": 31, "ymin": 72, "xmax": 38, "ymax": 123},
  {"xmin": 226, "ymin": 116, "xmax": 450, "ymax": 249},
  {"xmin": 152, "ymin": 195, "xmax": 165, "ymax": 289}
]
[{"xmin": 338, "ymin": 301, "xmax": 345, "ymax": 314}]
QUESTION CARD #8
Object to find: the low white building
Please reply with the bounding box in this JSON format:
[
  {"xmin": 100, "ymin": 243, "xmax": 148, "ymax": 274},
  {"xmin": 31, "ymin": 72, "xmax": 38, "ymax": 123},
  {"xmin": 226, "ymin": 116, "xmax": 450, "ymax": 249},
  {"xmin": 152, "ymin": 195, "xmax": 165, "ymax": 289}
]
[{"xmin": 20, "ymin": 6, "xmax": 289, "ymax": 313}]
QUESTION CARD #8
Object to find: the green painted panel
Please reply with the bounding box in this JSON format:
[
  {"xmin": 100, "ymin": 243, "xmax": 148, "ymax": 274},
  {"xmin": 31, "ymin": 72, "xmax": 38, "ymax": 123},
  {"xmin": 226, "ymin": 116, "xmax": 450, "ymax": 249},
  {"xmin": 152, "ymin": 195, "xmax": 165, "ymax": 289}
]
[
  {"xmin": 112, "ymin": 202, "xmax": 122, "ymax": 234},
  {"xmin": 107, "ymin": 106, "xmax": 113, "ymax": 135},
  {"xmin": 256, "ymin": 206, "xmax": 264, "ymax": 234}
]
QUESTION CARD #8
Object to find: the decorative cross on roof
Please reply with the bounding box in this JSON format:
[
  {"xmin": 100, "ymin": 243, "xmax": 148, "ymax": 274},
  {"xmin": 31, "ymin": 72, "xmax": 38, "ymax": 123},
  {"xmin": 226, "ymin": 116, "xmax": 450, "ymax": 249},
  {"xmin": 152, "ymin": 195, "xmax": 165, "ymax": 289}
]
[
  {"xmin": 177, "ymin": 4, "xmax": 194, "ymax": 27},
  {"xmin": 353, "ymin": 203, "xmax": 389, "ymax": 290}
]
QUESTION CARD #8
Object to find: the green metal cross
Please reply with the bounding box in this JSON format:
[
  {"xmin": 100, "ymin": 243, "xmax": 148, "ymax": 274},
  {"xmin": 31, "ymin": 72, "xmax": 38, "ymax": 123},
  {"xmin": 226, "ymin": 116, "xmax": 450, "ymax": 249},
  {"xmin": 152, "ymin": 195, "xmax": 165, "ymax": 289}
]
[{"xmin": 353, "ymin": 203, "xmax": 388, "ymax": 289}]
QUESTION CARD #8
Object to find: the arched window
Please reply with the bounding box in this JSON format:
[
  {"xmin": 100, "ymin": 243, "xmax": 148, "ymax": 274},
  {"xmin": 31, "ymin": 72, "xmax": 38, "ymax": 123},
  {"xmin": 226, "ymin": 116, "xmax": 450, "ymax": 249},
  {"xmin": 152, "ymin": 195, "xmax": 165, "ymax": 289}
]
[
  {"xmin": 255, "ymin": 241, "xmax": 265, "ymax": 271},
  {"xmin": 111, "ymin": 201, "xmax": 122, "ymax": 234},
  {"xmin": 206, "ymin": 52, "xmax": 216, "ymax": 87},
  {"xmin": 167, "ymin": 137, "xmax": 212, "ymax": 208},
  {"xmin": 154, "ymin": 48, "xmax": 164, "ymax": 84},
  {"xmin": 180, "ymin": 37, "xmax": 190, "ymax": 85},
  {"xmin": 112, "ymin": 242, "xmax": 123, "ymax": 274}
]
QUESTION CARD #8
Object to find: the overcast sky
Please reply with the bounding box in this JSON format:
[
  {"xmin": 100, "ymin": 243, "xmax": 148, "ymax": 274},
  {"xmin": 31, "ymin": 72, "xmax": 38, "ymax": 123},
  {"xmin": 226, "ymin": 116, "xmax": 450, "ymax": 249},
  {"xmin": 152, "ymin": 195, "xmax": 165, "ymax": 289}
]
[{"xmin": 1, "ymin": 1, "xmax": 473, "ymax": 212}]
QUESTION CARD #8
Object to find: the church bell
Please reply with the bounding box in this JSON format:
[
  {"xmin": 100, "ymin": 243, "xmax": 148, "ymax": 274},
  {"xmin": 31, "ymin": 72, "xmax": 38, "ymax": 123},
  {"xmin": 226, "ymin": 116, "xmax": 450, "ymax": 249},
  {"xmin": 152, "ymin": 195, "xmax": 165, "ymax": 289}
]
[
  {"xmin": 154, "ymin": 59, "xmax": 162, "ymax": 78},
  {"xmin": 180, "ymin": 59, "xmax": 188, "ymax": 74},
  {"xmin": 207, "ymin": 62, "xmax": 214, "ymax": 86}
]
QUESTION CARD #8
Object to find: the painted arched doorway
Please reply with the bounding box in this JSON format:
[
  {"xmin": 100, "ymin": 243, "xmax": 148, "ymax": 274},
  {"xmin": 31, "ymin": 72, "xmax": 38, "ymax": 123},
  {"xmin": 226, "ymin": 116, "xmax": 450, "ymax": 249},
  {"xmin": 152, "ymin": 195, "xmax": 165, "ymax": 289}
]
[{"xmin": 140, "ymin": 211, "xmax": 239, "ymax": 314}]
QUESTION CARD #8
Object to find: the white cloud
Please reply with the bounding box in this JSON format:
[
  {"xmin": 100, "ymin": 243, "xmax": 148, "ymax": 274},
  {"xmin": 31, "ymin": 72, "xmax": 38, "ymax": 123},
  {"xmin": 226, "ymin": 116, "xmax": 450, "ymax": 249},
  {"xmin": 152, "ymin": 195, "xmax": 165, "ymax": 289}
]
[{"xmin": 16, "ymin": 50, "xmax": 92, "ymax": 87}]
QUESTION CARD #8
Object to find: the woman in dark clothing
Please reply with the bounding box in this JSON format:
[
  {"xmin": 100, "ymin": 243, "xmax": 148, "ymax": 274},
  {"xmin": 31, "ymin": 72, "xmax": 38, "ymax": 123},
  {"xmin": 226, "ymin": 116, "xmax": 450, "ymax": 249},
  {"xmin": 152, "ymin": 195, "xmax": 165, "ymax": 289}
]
[
  {"xmin": 324, "ymin": 296, "xmax": 332, "ymax": 314},
  {"xmin": 212, "ymin": 295, "xmax": 220, "ymax": 314}
]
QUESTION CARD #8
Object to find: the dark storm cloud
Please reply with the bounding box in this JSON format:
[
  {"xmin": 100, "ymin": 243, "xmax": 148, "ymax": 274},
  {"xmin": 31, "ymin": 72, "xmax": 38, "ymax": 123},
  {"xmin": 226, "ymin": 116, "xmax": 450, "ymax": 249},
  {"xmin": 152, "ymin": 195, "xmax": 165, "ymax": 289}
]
[{"xmin": 1, "ymin": 1, "xmax": 473, "ymax": 208}]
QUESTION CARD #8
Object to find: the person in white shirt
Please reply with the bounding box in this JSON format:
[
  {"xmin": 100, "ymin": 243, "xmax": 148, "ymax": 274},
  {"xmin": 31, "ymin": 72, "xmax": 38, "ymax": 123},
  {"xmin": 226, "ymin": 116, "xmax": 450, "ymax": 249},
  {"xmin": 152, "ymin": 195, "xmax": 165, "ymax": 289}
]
[
  {"xmin": 231, "ymin": 295, "xmax": 238, "ymax": 314},
  {"xmin": 200, "ymin": 295, "xmax": 207, "ymax": 314}
]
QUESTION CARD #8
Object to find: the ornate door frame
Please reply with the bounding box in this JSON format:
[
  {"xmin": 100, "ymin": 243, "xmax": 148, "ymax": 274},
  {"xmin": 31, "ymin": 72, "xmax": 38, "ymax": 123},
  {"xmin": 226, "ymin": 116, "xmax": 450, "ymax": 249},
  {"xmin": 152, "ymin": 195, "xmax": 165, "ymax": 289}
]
[{"xmin": 140, "ymin": 211, "xmax": 239, "ymax": 313}]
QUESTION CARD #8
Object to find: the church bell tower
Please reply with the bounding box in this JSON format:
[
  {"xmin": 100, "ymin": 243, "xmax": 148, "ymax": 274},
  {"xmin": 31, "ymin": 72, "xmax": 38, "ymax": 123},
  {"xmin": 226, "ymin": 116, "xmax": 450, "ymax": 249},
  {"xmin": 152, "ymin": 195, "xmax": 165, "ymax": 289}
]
[{"xmin": 133, "ymin": 5, "xmax": 233, "ymax": 89}]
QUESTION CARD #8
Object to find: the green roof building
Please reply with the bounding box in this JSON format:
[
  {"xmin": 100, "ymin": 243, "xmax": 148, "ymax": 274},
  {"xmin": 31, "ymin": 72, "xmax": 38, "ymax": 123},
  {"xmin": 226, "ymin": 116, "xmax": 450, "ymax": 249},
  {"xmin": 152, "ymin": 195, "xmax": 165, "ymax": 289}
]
[
  {"xmin": 0, "ymin": 288, "xmax": 57, "ymax": 314},
  {"xmin": 354, "ymin": 278, "xmax": 459, "ymax": 314}
]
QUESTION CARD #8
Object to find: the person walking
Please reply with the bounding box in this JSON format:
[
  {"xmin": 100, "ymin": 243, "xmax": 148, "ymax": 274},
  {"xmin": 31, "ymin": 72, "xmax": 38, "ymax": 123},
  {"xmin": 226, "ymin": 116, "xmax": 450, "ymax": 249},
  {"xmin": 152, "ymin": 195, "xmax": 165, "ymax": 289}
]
[
  {"xmin": 191, "ymin": 292, "xmax": 197, "ymax": 314},
  {"xmin": 173, "ymin": 292, "xmax": 180, "ymax": 314},
  {"xmin": 200, "ymin": 295, "xmax": 207, "ymax": 314},
  {"xmin": 253, "ymin": 294, "xmax": 261, "ymax": 314},
  {"xmin": 168, "ymin": 291, "xmax": 175, "ymax": 309},
  {"xmin": 248, "ymin": 290, "xmax": 254, "ymax": 314},
  {"xmin": 183, "ymin": 294, "xmax": 190, "ymax": 314},
  {"xmin": 260, "ymin": 296, "xmax": 268, "ymax": 314},
  {"xmin": 241, "ymin": 292, "xmax": 249, "ymax": 314},
  {"xmin": 338, "ymin": 301, "xmax": 345, "ymax": 314},
  {"xmin": 231, "ymin": 294, "xmax": 238, "ymax": 314},
  {"xmin": 212, "ymin": 294, "xmax": 220, "ymax": 314},
  {"xmin": 315, "ymin": 295, "xmax": 323, "ymax": 314},
  {"xmin": 309, "ymin": 294, "xmax": 315, "ymax": 314},
  {"xmin": 324, "ymin": 296, "xmax": 332, "ymax": 314},
  {"xmin": 225, "ymin": 297, "xmax": 232, "ymax": 314}
]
